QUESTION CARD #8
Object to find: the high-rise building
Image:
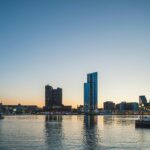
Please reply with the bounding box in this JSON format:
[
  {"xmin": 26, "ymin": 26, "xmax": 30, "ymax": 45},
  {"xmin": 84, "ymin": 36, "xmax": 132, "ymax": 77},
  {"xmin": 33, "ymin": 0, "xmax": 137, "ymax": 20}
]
[
  {"xmin": 52, "ymin": 88, "xmax": 62, "ymax": 106},
  {"xmin": 45, "ymin": 85, "xmax": 53, "ymax": 108},
  {"xmin": 45, "ymin": 85, "xmax": 62, "ymax": 109},
  {"xmin": 84, "ymin": 72, "xmax": 98, "ymax": 113}
]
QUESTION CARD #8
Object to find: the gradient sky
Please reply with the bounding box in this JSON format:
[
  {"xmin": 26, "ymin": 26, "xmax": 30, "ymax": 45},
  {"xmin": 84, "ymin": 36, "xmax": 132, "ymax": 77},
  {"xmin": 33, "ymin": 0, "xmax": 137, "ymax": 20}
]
[{"xmin": 0, "ymin": 0, "xmax": 150, "ymax": 108}]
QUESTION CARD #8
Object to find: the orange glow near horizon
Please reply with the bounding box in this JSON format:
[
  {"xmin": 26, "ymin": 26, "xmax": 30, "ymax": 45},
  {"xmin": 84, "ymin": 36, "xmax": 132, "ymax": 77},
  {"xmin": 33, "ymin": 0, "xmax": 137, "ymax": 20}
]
[{"xmin": 1, "ymin": 98, "xmax": 103, "ymax": 109}]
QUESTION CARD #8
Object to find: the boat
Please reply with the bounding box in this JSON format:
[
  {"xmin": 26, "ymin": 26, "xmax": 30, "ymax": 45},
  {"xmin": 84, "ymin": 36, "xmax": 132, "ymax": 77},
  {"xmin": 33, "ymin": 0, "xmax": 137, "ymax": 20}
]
[
  {"xmin": 135, "ymin": 117, "xmax": 150, "ymax": 128},
  {"xmin": 0, "ymin": 113, "xmax": 4, "ymax": 120}
]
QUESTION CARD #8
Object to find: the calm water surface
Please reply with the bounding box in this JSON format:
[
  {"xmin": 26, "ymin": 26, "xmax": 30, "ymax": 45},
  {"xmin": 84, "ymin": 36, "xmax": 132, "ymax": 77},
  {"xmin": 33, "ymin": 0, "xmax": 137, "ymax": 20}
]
[{"xmin": 0, "ymin": 115, "xmax": 149, "ymax": 150}]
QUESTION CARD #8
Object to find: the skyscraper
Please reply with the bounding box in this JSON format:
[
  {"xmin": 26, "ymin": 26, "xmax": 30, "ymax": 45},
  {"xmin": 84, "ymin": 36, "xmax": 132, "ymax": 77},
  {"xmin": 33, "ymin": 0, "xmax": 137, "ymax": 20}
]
[
  {"xmin": 52, "ymin": 88, "xmax": 62, "ymax": 106},
  {"xmin": 84, "ymin": 72, "xmax": 98, "ymax": 113},
  {"xmin": 45, "ymin": 85, "xmax": 62, "ymax": 109},
  {"xmin": 45, "ymin": 85, "xmax": 53, "ymax": 109}
]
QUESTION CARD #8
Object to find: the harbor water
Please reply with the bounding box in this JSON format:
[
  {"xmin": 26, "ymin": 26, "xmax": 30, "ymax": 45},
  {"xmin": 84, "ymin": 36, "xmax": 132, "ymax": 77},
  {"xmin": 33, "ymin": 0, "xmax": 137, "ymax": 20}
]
[{"xmin": 0, "ymin": 115, "xmax": 149, "ymax": 150}]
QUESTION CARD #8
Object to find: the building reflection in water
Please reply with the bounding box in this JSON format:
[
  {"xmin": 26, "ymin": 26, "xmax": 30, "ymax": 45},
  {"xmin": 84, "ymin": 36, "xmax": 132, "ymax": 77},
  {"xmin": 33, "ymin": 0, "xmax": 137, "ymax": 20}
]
[
  {"xmin": 45, "ymin": 115, "xmax": 62, "ymax": 122},
  {"xmin": 84, "ymin": 115, "xmax": 97, "ymax": 128},
  {"xmin": 103, "ymin": 115, "xmax": 114, "ymax": 125},
  {"xmin": 45, "ymin": 115, "xmax": 63, "ymax": 150},
  {"xmin": 83, "ymin": 115, "xmax": 101, "ymax": 150}
]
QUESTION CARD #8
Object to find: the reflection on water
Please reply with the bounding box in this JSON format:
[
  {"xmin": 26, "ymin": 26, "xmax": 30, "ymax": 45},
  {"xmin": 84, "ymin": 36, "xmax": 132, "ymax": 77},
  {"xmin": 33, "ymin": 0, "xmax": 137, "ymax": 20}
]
[
  {"xmin": 45, "ymin": 115, "xmax": 62, "ymax": 122},
  {"xmin": 84, "ymin": 115, "xmax": 97, "ymax": 128},
  {"xmin": 0, "ymin": 115, "xmax": 150, "ymax": 150},
  {"xmin": 83, "ymin": 115, "xmax": 101, "ymax": 150},
  {"xmin": 45, "ymin": 115, "xmax": 63, "ymax": 150}
]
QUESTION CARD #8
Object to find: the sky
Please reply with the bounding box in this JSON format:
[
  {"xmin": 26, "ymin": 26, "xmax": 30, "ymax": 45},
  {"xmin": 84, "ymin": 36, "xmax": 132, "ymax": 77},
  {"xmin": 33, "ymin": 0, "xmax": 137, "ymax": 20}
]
[{"xmin": 0, "ymin": 0, "xmax": 150, "ymax": 108}]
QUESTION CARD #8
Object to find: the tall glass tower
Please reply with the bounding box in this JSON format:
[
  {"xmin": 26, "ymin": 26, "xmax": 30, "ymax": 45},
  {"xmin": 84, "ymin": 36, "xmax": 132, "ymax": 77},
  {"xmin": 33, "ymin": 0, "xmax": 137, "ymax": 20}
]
[{"xmin": 84, "ymin": 72, "xmax": 98, "ymax": 113}]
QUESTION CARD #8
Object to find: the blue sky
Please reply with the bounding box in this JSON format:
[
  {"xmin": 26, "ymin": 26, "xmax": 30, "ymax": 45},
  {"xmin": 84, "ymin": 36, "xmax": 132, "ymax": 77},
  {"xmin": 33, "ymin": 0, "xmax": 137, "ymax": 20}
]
[{"xmin": 0, "ymin": 0, "xmax": 150, "ymax": 107}]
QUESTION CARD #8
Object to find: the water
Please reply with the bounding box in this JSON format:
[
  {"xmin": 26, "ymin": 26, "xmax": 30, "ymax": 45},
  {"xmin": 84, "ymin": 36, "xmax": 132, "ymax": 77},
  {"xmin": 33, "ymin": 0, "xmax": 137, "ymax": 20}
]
[{"xmin": 0, "ymin": 115, "xmax": 149, "ymax": 150}]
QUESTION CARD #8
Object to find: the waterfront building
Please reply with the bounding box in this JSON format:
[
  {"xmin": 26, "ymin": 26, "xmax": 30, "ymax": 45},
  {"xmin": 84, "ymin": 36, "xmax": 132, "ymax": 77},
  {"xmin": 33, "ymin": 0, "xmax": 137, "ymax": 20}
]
[
  {"xmin": 120, "ymin": 102, "xmax": 126, "ymax": 111},
  {"xmin": 104, "ymin": 101, "xmax": 115, "ymax": 111},
  {"xmin": 77, "ymin": 105, "xmax": 84, "ymax": 113},
  {"xmin": 125, "ymin": 102, "xmax": 139, "ymax": 111},
  {"xmin": 139, "ymin": 95, "xmax": 150, "ymax": 111},
  {"xmin": 116, "ymin": 102, "xmax": 139, "ymax": 112},
  {"xmin": 139, "ymin": 95, "xmax": 148, "ymax": 106},
  {"xmin": 45, "ymin": 85, "xmax": 53, "ymax": 109},
  {"xmin": 45, "ymin": 85, "xmax": 62, "ymax": 109},
  {"xmin": 61, "ymin": 105, "xmax": 72, "ymax": 112},
  {"xmin": 84, "ymin": 72, "xmax": 98, "ymax": 113},
  {"xmin": 1, "ymin": 104, "xmax": 38, "ymax": 114},
  {"xmin": 52, "ymin": 88, "xmax": 62, "ymax": 106},
  {"xmin": 0, "ymin": 103, "xmax": 2, "ymax": 112}
]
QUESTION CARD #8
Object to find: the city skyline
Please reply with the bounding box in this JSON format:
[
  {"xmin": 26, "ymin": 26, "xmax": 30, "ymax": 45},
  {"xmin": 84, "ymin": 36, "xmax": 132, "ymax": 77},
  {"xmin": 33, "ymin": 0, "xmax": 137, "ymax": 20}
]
[
  {"xmin": 1, "ymin": 0, "xmax": 150, "ymax": 108},
  {"xmin": 1, "ymin": 72, "xmax": 149, "ymax": 108}
]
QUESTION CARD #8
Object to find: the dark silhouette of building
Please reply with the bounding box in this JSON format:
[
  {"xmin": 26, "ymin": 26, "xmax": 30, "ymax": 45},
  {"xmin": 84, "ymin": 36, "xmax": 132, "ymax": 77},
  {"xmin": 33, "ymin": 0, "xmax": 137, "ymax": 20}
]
[
  {"xmin": 45, "ymin": 85, "xmax": 62, "ymax": 109},
  {"xmin": 52, "ymin": 88, "xmax": 62, "ymax": 106},
  {"xmin": 0, "ymin": 103, "xmax": 2, "ymax": 112},
  {"xmin": 45, "ymin": 85, "xmax": 53, "ymax": 108},
  {"xmin": 77, "ymin": 105, "xmax": 84, "ymax": 113},
  {"xmin": 1, "ymin": 104, "xmax": 38, "ymax": 114},
  {"xmin": 139, "ymin": 95, "xmax": 148, "ymax": 106},
  {"xmin": 61, "ymin": 105, "xmax": 72, "ymax": 112},
  {"xmin": 104, "ymin": 101, "xmax": 115, "ymax": 111},
  {"xmin": 116, "ymin": 102, "xmax": 138, "ymax": 112}
]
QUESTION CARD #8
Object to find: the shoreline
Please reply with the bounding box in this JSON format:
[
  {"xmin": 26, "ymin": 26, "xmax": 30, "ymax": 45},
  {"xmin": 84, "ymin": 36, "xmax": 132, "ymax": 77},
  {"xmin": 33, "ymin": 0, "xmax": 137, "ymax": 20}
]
[{"xmin": 2, "ymin": 113, "xmax": 150, "ymax": 116}]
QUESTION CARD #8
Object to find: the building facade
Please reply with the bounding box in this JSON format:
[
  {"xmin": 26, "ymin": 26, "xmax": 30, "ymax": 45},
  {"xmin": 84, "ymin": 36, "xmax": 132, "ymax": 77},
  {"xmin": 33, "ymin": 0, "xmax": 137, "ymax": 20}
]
[
  {"xmin": 139, "ymin": 95, "xmax": 148, "ymax": 106},
  {"xmin": 0, "ymin": 103, "xmax": 2, "ymax": 112},
  {"xmin": 116, "ymin": 102, "xmax": 139, "ymax": 112},
  {"xmin": 104, "ymin": 101, "xmax": 115, "ymax": 111},
  {"xmin": 84, "ymin": 72, "xmax": 98, "ymax": 113},
  {"xmin": 45, "ymin": 85, "xmax": 53, "ymax": 108},
  {"xmin": 0, "ymin": 104, "xmax": 38, "ymax": 114},
  {"xmin": 45, "ymin": 85, "xmax": 62, "ymax": 109}
]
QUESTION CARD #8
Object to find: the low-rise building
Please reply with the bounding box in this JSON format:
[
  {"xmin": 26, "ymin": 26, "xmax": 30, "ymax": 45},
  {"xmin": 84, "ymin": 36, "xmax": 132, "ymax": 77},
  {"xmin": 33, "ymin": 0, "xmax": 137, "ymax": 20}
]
[
  {"xmin": 116, "ymin": 102, "xmax": 139, "ymax": 112},
  {"xmin": 77, "ymin": 105, "xmax": 84, "ymax": 113},
  {"xmin": 104, "ymin": 101, "xmax": 115, "ymax": 111},
  {"xmin": 2, "ymin": 104, "xmax": 38, "ymax": 114}
]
